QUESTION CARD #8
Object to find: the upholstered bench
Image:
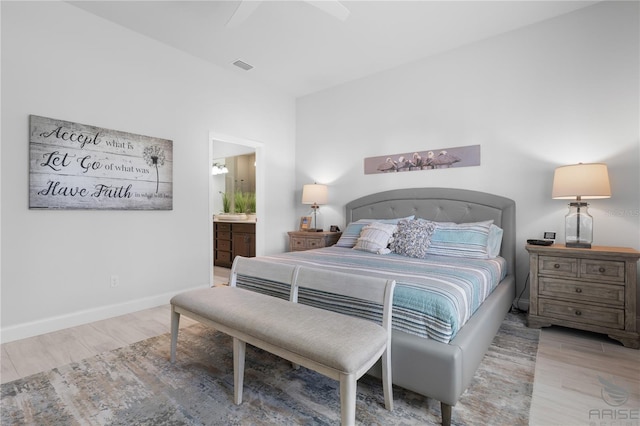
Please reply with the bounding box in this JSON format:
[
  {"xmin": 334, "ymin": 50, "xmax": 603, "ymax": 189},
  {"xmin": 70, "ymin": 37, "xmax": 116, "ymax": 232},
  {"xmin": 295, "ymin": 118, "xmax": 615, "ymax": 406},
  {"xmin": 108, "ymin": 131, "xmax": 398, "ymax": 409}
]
[{"xmin": 170, "ymin": 257, "xmax": 396, "ymax": 425}]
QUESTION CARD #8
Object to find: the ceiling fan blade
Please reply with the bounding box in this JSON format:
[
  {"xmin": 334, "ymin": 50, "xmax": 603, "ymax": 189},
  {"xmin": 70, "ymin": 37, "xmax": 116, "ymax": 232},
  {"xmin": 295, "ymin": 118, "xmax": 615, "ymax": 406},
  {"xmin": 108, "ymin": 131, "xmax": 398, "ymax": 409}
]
[
  {"xmin": 226, "ymin": 1, "xmax": 263, "ymax": 28},
  {"xmin": 305, "ymin": 1, "xmax": 350, "ymax": 21}
]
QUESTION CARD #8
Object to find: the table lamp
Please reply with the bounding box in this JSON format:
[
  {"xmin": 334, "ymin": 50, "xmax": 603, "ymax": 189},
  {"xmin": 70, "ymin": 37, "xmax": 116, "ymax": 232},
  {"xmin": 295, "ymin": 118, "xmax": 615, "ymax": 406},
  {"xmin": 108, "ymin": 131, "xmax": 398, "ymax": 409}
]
[
  {"xmin": 552, "ymin": 163, "xmax": 611, "ymax": 248},
  {"xmin": 302, "ymin": 183, "xmax": 328, "ymax": 232}
]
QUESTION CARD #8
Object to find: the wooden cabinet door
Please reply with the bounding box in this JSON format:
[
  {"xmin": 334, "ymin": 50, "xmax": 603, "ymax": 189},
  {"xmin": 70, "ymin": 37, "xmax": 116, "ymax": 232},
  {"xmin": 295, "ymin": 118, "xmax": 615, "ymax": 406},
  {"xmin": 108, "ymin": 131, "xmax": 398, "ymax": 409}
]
[{"xmin": 233, "ymin": 232, "xmax": 255, "ymax": 258}]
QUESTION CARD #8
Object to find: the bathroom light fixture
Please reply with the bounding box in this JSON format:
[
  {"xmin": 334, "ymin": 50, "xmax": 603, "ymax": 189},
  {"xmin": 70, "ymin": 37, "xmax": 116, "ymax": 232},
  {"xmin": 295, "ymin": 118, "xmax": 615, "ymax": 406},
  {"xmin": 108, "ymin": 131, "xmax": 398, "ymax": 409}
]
[{"xmin": 211, "ymin": 163, "xmax": 229, "ymax": 175}]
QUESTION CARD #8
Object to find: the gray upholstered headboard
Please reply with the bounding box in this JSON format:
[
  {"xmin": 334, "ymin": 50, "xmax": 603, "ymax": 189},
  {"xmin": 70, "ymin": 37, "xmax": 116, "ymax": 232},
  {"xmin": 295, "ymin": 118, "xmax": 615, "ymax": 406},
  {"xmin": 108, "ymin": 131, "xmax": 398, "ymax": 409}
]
[{"xmin": 345, "ymin": 188, "xmax": 516, "ymax": 276}]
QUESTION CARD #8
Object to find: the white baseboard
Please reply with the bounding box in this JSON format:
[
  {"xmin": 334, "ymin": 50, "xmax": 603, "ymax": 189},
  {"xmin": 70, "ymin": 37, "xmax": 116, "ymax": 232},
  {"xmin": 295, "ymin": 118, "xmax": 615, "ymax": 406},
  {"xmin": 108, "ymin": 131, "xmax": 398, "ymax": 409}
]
[{"xmin": 1, "ymin": 286, "xmax": 208, "ymax": 344}]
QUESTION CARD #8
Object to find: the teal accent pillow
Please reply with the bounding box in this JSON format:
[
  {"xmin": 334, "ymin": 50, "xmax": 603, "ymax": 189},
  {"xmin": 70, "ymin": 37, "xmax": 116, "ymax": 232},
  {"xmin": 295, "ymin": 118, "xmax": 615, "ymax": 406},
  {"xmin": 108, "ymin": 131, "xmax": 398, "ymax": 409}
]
[
  {"xmin": 486, "ymin": 224, "xmax": 504, "ymax": 258},
  {"xmin": 335, "ymin": 216, "xmax": 415, "ymax": 248},
  {"xmin": 426, "ymin": 220, "xmax": 494, "ymax": 259}
]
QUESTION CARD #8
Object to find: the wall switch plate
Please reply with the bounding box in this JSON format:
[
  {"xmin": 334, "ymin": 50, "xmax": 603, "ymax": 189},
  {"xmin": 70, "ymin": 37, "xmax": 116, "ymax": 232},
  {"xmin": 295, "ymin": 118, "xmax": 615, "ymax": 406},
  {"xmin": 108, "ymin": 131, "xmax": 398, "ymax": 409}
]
[{"xmin": 110, "ymin": 275, "xmax": 119, "ymax": 288}]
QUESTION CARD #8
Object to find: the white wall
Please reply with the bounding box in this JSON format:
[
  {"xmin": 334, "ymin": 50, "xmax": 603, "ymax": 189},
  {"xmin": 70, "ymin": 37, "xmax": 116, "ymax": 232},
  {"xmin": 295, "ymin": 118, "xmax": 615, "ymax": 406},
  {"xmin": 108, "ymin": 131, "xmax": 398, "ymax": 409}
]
[
  {"xmin": 1, "ymin": 1, "xmax": 297, "ymax": 342},
  {"xmin": 296, "ymin": 1, "xmax": 640, "ymax": 309}
]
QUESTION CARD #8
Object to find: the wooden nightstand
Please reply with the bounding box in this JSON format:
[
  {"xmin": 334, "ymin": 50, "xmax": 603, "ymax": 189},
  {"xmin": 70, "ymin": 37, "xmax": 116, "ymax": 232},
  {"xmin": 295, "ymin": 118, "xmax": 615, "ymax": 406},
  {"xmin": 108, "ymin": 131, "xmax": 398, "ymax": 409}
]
[
  {"xmin": 526, "ymin": 244, "xmax": 640, "ymax": 349},
  {"xmin": 287, "ymin": 231, "xmax": 342, "ymax": 252}
]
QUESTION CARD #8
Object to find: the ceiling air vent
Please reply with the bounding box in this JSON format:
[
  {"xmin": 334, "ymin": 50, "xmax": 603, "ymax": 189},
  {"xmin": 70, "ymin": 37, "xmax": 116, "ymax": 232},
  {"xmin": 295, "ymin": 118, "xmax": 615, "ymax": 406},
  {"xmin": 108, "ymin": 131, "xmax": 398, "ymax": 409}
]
[{"xmin": 232, "ymin": 60, "xmax": 253, "ymax": 71}]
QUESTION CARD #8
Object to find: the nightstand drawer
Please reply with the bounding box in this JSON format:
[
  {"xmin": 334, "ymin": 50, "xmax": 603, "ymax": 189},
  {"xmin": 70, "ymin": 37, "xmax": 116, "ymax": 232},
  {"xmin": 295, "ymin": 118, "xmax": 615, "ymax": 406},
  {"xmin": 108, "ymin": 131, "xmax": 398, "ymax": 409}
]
[
  {"xmin": 287, "ymin": 231, "xmax": 342, "ymax": 252},
  {"xmin": 306, "ymin": 239, "xmax": 324, "ymax": 249},
  {"xmin": 539, "ymin": 256, "xmax": 578, "ymax": 277},
  {"xmin": 538, "ymin": 298, "xmax": 624, "ymax": 330},
  {"xmin": 580, "ymin": 259, "xmax": 625, "ymax": 283},
  {"xmin": 290, "ymin": 237, "xmax": 308, "ymax": 251},
  {"xmin": 539, "ymin": 277, "xmax": 624, "ymax": 307}
]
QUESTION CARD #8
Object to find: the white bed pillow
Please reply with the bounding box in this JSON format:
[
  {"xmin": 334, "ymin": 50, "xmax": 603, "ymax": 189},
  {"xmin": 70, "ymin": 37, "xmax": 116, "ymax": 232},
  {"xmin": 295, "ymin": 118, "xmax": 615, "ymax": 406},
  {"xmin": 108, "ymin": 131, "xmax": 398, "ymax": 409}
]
[
  {"xmin": 353, "ymin": 222, "xmax": 398, "ymax": 254},
  {"xmin": 390, "ymin": 218, "xmax": 436, "ymax": 258},
  {"xmin": 335, "ymin": 216, "xmax": 415, "ymax": 248}
]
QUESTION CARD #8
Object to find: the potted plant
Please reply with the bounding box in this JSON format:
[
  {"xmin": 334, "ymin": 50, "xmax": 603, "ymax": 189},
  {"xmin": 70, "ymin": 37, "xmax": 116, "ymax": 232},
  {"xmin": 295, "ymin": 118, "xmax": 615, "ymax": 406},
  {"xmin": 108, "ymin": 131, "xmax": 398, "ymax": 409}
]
[
  {"xmin": 234, "ymin": 191, "xmax": 247, "ymax": 214},
  {"xmin": 216, "ymin": 192, "xmax": 247, "ymax": 221},
  {"xmin": 221, "ymin": 192, "xmax": 231, "ymax": 213},
  {"xmin": 246, "ymin": 192, "xmax": 256, "ymax": 221}
]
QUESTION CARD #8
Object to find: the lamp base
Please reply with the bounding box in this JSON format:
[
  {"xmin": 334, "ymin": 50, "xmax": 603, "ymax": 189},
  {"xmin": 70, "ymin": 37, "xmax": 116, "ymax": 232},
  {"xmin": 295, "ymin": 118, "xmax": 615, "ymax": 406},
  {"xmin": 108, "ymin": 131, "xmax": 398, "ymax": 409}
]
[
  {"xmin": 566, "ymin": 242, "xmax": 592, "ymax": 249},
  {"xmin": 564, "ymin": 202, "xmax": 593, "ymax": 250}
]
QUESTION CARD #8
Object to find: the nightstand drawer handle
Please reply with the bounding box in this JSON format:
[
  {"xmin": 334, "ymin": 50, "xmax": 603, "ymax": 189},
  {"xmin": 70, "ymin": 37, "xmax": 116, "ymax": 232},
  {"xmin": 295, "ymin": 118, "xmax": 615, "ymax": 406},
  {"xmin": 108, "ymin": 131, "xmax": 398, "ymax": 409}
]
[
  {"xmin": 575, "ymin": 310, "xmax": 582, "ymax": 316},
  {"xmin": 599, "ymin": 267, "xmax": 606, "ymax": 273},
  {"xmin": 554, "ymin": 264, "xmax": 560, "ymax": 269},
  {"xmin": 575, "ymin": 288, "xmax": 582, "ymax": 293}
]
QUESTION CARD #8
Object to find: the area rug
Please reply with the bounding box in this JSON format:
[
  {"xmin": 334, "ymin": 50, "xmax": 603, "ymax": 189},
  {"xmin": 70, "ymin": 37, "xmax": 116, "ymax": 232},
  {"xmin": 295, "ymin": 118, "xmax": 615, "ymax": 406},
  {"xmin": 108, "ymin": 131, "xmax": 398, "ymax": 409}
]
[{"xmin": 1, "ymin": 312, "xmax": 538, "ymax": 425}]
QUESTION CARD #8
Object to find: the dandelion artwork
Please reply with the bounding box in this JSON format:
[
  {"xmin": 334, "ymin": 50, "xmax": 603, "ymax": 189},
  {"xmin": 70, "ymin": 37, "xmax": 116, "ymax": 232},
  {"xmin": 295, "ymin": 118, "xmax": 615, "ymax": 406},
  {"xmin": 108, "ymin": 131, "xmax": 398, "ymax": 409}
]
[
  {"xmin": 29, "ymin": 115, "xmax": 173, "ymax": 210},
  {"xmin": 364, "ymin": 144, "xmax": 480, "ymax": 175},
  {"xmin": 143, "ymin": 145, "xmax": 166, "ymax": 194}
]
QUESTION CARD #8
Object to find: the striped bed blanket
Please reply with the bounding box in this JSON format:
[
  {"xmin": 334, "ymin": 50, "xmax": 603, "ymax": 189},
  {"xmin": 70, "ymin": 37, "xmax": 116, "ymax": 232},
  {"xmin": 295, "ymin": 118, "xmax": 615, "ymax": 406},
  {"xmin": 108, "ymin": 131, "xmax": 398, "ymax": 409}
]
[{"xmin": 234, "ymin": 247, "xmax": 507, "ymax": 343}]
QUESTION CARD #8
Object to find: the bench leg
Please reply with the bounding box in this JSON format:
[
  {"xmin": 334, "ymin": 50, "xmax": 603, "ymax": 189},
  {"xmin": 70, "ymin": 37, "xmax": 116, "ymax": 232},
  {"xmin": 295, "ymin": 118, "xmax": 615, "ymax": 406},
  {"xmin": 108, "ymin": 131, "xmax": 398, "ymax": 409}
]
[
  {"xmin": 339, "ymin": 373, "xmax": 357, "ymax": 426},
  {"xmin": 233, "ymin": 337, "xmax": 246, "ymax": 405},
  {"xmin": 381, "ymin": 348, "xmax": 393, "ymax": 411},
  {"xmin": 170, "ymin": 306, "xmax": 180, "ymax": 363}
]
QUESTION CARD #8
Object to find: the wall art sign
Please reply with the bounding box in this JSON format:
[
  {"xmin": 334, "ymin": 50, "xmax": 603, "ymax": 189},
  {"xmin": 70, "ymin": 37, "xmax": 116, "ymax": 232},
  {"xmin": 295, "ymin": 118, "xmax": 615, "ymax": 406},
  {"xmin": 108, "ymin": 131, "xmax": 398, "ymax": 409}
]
[
  {"xmin": 364, "ymin": 144, "xmax": 480, "ymax": 175},
  {"xmin": 29, "ymin": 115, "xmax": 173, "ymax": 210}
]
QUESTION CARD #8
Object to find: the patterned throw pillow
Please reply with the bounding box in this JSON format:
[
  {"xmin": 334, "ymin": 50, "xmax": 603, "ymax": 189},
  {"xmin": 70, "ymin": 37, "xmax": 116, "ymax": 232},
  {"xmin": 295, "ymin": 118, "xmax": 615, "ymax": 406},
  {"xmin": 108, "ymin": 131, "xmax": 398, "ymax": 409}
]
[
  {"xmin": 390, "ymin": 219, "xmax": 436, "ymax": 258},
  {"xmin": 426, "ymin": 220, "xmax": 494, "ymax": 259},
  {"xmin": 353, "ymin": 222, "xmax": 398, "ymax": 254},
  {"xmin": 335, "ymin": 216, "xmax": 415, "ymax": 248}
]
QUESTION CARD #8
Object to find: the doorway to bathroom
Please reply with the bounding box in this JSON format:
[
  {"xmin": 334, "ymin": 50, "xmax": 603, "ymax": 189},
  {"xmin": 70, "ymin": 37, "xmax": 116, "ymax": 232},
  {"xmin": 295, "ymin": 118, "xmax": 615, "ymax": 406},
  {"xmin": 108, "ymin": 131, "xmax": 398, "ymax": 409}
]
[{"xmin": 209, "ymin": 132, "xmax": 264, "ymax": 286}]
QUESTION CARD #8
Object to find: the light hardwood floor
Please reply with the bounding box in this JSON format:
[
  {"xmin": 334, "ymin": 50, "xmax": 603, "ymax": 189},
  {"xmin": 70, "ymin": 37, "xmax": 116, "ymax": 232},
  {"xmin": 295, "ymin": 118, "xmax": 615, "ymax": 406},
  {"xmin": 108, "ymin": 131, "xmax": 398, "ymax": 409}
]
[
  {"xmin": 529, "ymin": 325, "xmax": 639, "ymax": 425},
  {"xmin": 2, "ymin": 266, "xmax": 639, "ymax": 425}
]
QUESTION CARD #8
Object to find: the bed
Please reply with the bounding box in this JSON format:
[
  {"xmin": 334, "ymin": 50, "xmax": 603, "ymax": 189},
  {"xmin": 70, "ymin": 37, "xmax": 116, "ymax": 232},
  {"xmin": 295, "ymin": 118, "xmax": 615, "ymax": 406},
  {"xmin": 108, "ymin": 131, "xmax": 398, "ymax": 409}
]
[{"xmin": 235, "ymin": 187, "xmax": 516, "ymax": 425}]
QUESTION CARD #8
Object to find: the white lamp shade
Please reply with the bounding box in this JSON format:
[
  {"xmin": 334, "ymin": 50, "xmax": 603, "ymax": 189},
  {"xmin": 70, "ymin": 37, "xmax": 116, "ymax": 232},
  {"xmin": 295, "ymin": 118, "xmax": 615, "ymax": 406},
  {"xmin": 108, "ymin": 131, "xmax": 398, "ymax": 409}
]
[
  {"xmin": 302, "ymin": 184, "xmax": 328, "ymax": 205},
  {"xmin": 552, "ymin": 163, "xmax": 611, "ymax": 200}
]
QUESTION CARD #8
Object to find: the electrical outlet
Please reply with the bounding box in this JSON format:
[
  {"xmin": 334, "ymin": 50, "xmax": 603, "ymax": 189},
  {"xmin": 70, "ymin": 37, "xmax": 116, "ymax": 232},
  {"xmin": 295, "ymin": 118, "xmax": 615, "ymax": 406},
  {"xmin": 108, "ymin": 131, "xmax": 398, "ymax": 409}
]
[{"xmin": 110, "ymin": 275, "xmax": 119, "ymax": 288}]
